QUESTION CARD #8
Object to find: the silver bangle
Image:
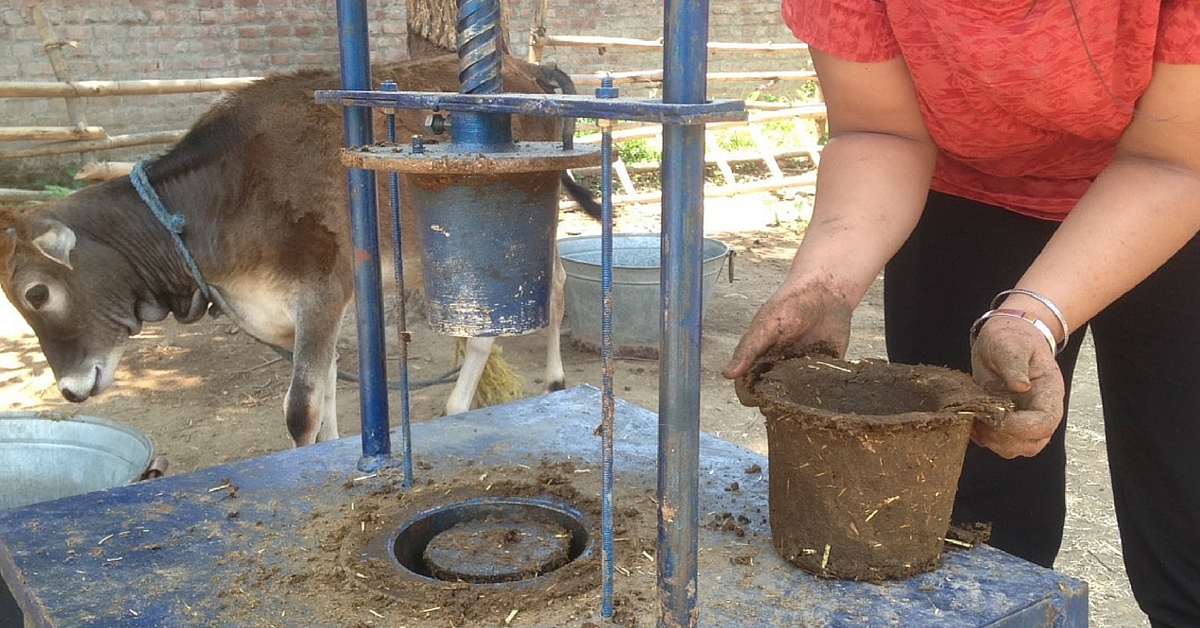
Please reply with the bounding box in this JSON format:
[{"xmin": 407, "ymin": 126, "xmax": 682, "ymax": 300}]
[
  {"xmin": 991, "ymin": 288, "xmax": 1069, "ymax": 353},
  {"xmin": 969, "ymin": 308, "xmax": 1058, "ymax": 356}
]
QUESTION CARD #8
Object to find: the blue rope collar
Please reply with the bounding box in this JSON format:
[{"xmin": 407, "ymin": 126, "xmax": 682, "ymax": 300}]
[{"xmin": 129, "ymin": 160, "xmax": 212, "ymax": 302}]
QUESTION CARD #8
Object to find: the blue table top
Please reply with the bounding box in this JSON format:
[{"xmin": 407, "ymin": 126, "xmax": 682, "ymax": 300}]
[{"xmin": 0, "ymin": 386, "xmax": 1087, "ymax": 627}]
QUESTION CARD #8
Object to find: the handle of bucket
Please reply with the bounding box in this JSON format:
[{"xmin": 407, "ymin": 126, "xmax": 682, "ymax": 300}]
[
  {"xmin": 139, "ymin": 456, "xmax": 169, "ymax": 481},
  {"xmin": 726, "ymin": 249, "xmax": 735, "ymax": 283}
]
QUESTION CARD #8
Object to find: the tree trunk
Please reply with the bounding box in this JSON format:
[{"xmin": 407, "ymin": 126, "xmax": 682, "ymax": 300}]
[{"xmin": 407, "ymin": 0, "xmax": 511, "ymax": 59}]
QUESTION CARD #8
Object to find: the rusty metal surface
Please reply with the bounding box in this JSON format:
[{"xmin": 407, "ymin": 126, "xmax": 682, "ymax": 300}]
[{"xmin": 341, "ymin": 141, "xmax": 603, "ymax": 174}]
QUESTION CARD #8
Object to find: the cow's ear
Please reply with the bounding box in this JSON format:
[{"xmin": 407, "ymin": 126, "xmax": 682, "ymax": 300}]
[{"xmin": 31, "ymin": 221, "xmax": 76, "ymax": 270}]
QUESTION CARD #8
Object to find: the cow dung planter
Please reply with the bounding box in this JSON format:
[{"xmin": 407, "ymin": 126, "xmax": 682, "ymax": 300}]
[{"xmin": 736, "ymin": 353, "xmax": 1009, "ymax": 581}]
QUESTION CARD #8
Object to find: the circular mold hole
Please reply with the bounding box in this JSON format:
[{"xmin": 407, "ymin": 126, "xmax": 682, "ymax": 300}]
[{"xmin": 390, "ymin": 496, "xmax": 591, "ymax": 584}]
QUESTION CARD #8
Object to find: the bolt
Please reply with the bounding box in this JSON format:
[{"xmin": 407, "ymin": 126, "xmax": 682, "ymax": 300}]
[
  {"xmin": 596, "ymin": 75, "xmax": 618, "ymax": 130},
  {"xmin": 425, "ymin": 114, "xmax": 449, "ymax": 136},
  {"xmin": 380, "ymin": 80, "xmax": 398, "ymax": 115},
  {"xmin": 411, "ymin": 135, "xmax": 425, "ymax": 154},
  {"xmin": 594, "ymin": 75, "xmax": 618, "ymax": 99}
]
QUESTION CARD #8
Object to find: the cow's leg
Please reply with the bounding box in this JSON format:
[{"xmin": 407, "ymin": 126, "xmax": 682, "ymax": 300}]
[
  {"xmin": 444, "ymin": 336, "xmax": 494, "ymax": 415},
  {"xmin": 285, "ymin": 308, "xmax": 344, "ymax": 446},
  {"xmin": 316, "ymin": 350, "xmax": 340, "ymax": 442},
  {"xmin": 544, "ymin": 249, "xmax": 567, "ymax": 391}
]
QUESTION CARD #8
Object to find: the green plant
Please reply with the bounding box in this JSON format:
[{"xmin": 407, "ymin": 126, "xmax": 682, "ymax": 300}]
[
  {"xmin": 745, "ymin": 81, "xmax": 822, "ymax": 107},
  {"xmin": 794, "ymin": 80, "xmax": 822, "ymax": 103},
  {"xmin": 615, "ymin": 138, "xmax": 662, "ymax": 165},
  {"xmin": 42, "ymin": 184, "xmax": 80, "ymax": 199},
  {"xmin": 712, "ymin": 128, "xmax": 755, "ymax": 153},
  {"xmin": 574, "ymin": 118, "xmax": 597, "ymax": 137}
]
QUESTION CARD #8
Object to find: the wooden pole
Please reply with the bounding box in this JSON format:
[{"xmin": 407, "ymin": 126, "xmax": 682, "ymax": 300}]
[
  {"xmin": 0, "ymin": 188, "xmax": 58, "ymax": 203},
  {"xmin": 0, "ymin": 130, "xmax": 185, "ymax": 159},
  {"xmin": 560, "ymin": 172, "xmax": 816, "ymax": 209},
  {"xmin": 0, "ymin": 126, "xmax": 107, "ymax": 142},
  {"xmin": 31, "ymin": 4, "xmax": 92, "ymax": 164},
  {"xmin": 0, "ymin": 77, "xmax": 259, "ymax": 99},
  {"xmin": 537, "ymin": 34, "xmax": 809, "ymax": 53},
  {"xmin": 73, "ymin": 161, "xmax": 134, "ymax": 182},
  {"xmin": 573, "ymin": 105, "xmax": 827, "ymax": 143},
  {"xmin": 527, "ymin": 0, "xmax": 549, "ymax": 63},
  {"xmin": 568, "ymin": 69, "xmax": 817, "ymax": 87}
]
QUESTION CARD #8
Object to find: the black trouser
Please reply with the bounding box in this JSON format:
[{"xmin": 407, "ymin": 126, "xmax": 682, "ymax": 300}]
[{"xmin": 883, "ymin": 191, "xmax": 1200, "ymax": 628}]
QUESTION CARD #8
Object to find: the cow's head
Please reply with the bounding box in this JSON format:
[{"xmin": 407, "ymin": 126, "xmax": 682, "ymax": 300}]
[{"xmin": 0, "ymin": 207, "xmax": 146, "ymax": 402}]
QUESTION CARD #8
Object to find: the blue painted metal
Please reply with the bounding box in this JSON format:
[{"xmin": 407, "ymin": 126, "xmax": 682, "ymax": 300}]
[
  {"xmin": 335, "ymin": 0, "xmax": 392, "ymax": 472},
  {"xmin": 399, "ymin": 171, "xmax": 559, "ymax": 335},
  {"xmin": 446, "ymin": 109, "xmax": 513, "ymax": 151},
  {"xmin": 452, "ymin": 0, "xmax": 512, "ymax": 151},
  {"xmin": 597, "ymin": 76, "xmax": 618, "ymax": 618},
  {"xmin": 657, "ymin": 0, "xmax": 711, "ymax": 624},
  {"xmin": 313, "ymin": 89, "xmax": 747, "ymax": 125},
  {"xmin": 351, "ymin": 0, "xmax": 560, "ymax": 337},
  {"xmin": 455, "ymin": 0, "xmax": 503, "ymax": 96},
  {"xmin": 0, "ymin": 387, "xmax": 1088, "ymax": 627},
  {"xmin": 382, "ymin": 80, "xmax": 415, "ymax": 488}
]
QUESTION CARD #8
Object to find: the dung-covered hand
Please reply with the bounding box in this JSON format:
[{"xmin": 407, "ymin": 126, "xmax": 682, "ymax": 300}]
[
  {"xmin": 722, "ymin": 277, "xmax": 854, "ymax": 380},
  {"xmin": 970, "ymin": 316, "xmax": 1065, "ymax": 458}
]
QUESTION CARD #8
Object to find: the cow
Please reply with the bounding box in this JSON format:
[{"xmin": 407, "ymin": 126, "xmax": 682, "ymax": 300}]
[{"xmin": 0, "ymin": 54, "xmax": 599, "ymax": 446}]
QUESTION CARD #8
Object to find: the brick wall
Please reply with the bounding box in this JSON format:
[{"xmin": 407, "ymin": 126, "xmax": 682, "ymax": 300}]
[{"xmin": 1, "ymin": 0, "xmax": 803, "ymax": 184}]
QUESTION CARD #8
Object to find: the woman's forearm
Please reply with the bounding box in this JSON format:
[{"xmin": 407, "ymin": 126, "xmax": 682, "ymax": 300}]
[
  {"xmin": 993, "ymin": 63, "xmax": 1200, "ymax": 339},
  {"xmin": 1003, "ymin": 156, "xmax": 1200, "ymax": 336},
  {"xmin": 783, "ymin": 130, "xmax": 936, "ymax": 306}
]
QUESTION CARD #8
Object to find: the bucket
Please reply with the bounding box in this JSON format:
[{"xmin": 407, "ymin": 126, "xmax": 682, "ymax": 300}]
[
  {"xmin": 0, "ymin": 412, "xmax": 154, "ymax": 625},
  {"xmin": 401, "ymin": 171, "xmax": 560, "ymax": 337},
  {"xmin": 558, "ymin": 234, "xmax": 730, "ymax": 358},
  {"xmin": 735, "ymin": 353, "xmax": 1008, "ymax": 581},
  {"xmin": 0, "ymin": 412, "xmax": 155, "ymax": 511}
]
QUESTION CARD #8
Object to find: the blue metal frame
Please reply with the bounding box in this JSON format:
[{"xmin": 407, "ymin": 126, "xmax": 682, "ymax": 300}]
[
  {"xmin": 331, "ymin": 0, "xmax": 741, "ymax": 623},
  {"xmin": 336, "ymin": 1, "xmax": 394, "ymax": 473},
  {"xmin": 313, "ymin": 90, "xmax": 747, "ymax": 125},
  {"xmin": 658, "ymin": 0, "xmax": 710, "ymax": 624}
]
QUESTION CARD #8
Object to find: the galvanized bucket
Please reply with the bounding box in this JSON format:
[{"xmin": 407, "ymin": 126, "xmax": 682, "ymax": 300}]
[
  {"xmin": 558, "ymin": 233, "xmax": 731, "ymax": 358},
  {"xmin": 0, "ymin": 412, "xmax": 155, "ymax": 511}
]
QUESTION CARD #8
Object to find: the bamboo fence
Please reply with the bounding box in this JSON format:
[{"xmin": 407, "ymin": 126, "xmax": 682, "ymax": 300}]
[{"xmin": 3, "ymin": 12, "xmax": 821, "ymax": 204}]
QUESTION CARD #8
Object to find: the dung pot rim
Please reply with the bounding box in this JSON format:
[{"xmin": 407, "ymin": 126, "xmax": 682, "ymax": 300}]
[{"xmin": 738, "ymin": 356, "xmax": 1010, "ymax": 430}]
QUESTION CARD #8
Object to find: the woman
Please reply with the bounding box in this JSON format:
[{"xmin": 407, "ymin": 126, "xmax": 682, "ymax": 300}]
[{"xmin": 722, "ymin": 2, "xmax": 1200, "ymax": 625}]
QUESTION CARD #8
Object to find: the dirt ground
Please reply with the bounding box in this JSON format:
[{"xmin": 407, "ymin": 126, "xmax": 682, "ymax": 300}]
[{"xmin": 0, "ymin": 192, "xmax": 1144, "ymax": 626}]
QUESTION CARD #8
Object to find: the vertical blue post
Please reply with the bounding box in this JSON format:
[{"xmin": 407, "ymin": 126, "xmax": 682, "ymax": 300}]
[
  {"xmin": 336, "ymin": 0, "xmax": 393, "ymax": 472},
  {"xmin": 658, "ymin": 0, "xmax": 708, "ymax": 625}
]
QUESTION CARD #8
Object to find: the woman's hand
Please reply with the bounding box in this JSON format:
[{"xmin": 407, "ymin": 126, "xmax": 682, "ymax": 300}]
[
  {"xmin": 722, "ymin": 277, "xmax": 854, "ymax": 379},
  {"xmin": 969, "ymin": 316, "xmax": 1065, "ymax": 458}
]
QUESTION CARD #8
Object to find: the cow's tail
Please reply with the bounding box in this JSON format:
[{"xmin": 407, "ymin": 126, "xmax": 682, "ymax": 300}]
[
  {"xmin": 561, "ymin": 175, "xmax": 602, "ymax": 220},
  {"xmin": 537, "ymin": 63, "xmax": 603, "ymax": 222}
]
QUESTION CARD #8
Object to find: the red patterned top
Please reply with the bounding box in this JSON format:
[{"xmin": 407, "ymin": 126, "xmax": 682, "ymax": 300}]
[{"xmin": 783, "ymin": 0, "xmax": 1200, "ymax": 220}]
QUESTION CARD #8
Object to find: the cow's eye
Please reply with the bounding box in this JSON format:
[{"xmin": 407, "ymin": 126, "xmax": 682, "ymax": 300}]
[{"xmin": 25, "ymin": 284, "xmax": 49, "ymax": 309}]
